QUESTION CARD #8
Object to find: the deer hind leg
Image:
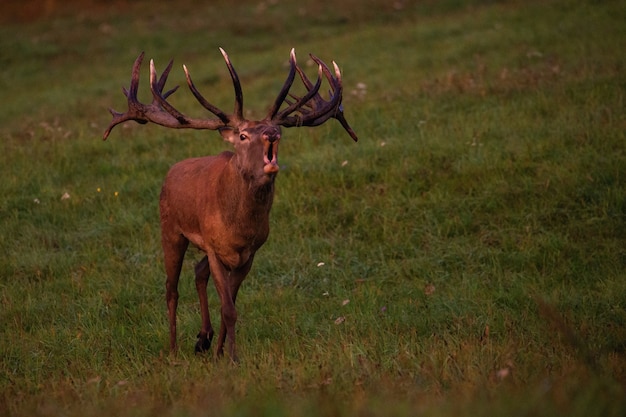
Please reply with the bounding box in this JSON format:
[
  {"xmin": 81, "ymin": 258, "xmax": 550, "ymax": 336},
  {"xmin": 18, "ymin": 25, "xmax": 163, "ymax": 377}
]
[
  {"xmin": 162, "ymin": 233, "xmax": 189, "ymax": 354},
  {"xmin": 194, "ymin": 256, "xmax": 214, "ymax": 354},
  {"xmin": 213, "ymin": 255, "xmax": 254, "ymax": 363}
]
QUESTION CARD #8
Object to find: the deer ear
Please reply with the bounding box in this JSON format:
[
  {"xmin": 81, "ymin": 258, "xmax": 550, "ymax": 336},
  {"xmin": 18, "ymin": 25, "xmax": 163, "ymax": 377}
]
[{"xmin": 218, "ymin": 127, "xmax": 238, "ymax": 144}]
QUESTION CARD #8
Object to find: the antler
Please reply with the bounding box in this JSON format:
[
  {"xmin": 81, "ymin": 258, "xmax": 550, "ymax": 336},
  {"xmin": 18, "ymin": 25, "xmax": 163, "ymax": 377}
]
[
  {"xmin": 103, "ymin": 50, "xmax": 242, "ymax": 140},
  {"xmin": 267, "ymin": 50, "xmax": 359, "ymax": 142},
  {"xmin": 104, "ymin": 49, "xmax": 358, "ymax": 142}
]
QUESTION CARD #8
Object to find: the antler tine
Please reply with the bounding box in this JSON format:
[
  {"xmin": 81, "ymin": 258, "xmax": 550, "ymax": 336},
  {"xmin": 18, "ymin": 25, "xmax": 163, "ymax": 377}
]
[
  {"xmin": 127, "ymin": 51, "xmax": 144, "ymax": 100},
  {"xmin": 333, "ymin": 105, "xmax": 359, "ymax": 142},
  {"xmin": 273, "ymin": 64, "xmax": 323, "ymax": 121},
  {"xmin": 103, "ymin": 52, "xmax": 147, "ymax": 140},
  {"xmin": 219, "ymin": 47, "xmax": 244, "ymax": 123},
  {"xmin": 183, "ymin": 64, "xmax": 230, "ymax": 124},
  {"xmin": 149, "ymin": 59, "xmax": 187, "ymax": 124},
  {"xmin": 158, "ymin": 59, "xmax": 179, "ymax": 100},
  {"xmin": 266, "ymin": 48, "xmax": 298, "ymax": 120},
  {"xmin": 309, "ymin": 54, "xmax": 343, "ymax": 111}
]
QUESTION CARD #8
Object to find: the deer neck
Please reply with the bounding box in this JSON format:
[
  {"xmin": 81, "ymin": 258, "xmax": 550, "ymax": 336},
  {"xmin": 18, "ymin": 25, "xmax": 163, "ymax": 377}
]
[{"xmin": 218, "ymin": 156, "xmax": 276, "ymax": 222}]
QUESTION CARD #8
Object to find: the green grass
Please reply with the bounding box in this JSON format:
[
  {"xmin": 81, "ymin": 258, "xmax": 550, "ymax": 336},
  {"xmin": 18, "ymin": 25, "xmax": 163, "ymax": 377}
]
[{"xmin": 1, "ymin": 0, "xmax": 625, "ymax": 415}]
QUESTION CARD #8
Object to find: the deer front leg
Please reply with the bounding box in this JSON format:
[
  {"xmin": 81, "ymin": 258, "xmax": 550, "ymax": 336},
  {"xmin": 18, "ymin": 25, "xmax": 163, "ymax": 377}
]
[
  {"xmin": 211, "ymin": 255, "xmax": 253, "ymax": 363},
  {"xmin": 194, "ymin": 256, "xmax": 214, "ymax": 354}
]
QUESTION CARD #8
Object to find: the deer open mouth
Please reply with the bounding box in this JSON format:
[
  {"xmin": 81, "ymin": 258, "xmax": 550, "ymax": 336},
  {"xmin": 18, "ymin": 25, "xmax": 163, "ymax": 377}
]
[{"xmin": 263, "ymin": 140, "xmax": 279, "ymax": 174}]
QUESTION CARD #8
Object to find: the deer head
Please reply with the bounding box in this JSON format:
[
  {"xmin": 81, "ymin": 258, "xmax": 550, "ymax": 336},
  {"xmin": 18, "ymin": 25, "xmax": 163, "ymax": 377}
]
[{"xmin": 103, "ymin": 48, "xmax": 357, "ymax": 361}]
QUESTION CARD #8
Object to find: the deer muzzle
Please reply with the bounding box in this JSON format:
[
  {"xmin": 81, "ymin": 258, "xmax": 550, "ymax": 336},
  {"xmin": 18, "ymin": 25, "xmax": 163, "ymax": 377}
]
[{"xmin": 263, "ymin": 133, "xmax": 280, "ymax": 174}]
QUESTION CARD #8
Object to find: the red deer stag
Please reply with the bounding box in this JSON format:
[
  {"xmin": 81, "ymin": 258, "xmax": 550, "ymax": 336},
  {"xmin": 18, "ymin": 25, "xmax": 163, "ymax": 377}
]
[{"xmin": 103, "ymin": 48, "xmax": 358, "ymax": 361}]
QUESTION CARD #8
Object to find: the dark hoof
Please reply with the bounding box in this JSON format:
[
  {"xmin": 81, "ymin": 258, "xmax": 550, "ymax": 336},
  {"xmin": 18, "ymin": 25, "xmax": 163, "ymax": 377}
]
[{"xmin": 194, "ymin": 337, "xmax": 212, "ymax": 354}]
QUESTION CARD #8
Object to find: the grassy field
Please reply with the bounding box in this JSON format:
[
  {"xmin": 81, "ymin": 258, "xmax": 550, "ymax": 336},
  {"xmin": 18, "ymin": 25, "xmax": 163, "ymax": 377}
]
[{"xmin": 1, "ymin": 0, "xmax": 625, "ymax": 415}]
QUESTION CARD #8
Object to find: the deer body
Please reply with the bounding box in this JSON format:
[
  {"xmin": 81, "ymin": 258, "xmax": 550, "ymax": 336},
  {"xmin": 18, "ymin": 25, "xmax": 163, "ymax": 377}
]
[
  {"xmin": 160, "ymin": 127, "xmax": 278, "ymax": 359},
  {"xmin": 160, "ymin": 151, "xmax": 274, "ymax": 271},
  {"xmin": 104, "ymin": 48, "xmax": 357, "ymax": 361}
]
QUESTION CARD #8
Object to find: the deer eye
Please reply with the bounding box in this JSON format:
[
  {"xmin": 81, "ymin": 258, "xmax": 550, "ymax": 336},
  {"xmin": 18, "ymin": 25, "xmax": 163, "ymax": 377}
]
[{"xmin": 239, "ymin": 133, "xmax": 247, "ymax": 141}]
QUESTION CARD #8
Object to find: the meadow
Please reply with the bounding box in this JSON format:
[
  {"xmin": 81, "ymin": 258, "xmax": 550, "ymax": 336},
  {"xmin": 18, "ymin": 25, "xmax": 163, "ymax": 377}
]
[{"xmin": 1, "ymin": 0, "xmax": 625, "ymax": 415}]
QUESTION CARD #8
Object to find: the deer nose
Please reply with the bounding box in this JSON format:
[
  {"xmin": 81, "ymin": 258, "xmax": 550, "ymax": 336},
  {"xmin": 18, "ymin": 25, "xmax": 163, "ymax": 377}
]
[
  {"xmin": 262, "ymin": 126, "xmax": 281, "ymax": 143},
  {"xmin": 268, "ymin": 134, "xmax": 280, "ymax": 143},
  {"xmin": 263, "ymin": 131, "xmax": 280, "ymax": 143}
]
